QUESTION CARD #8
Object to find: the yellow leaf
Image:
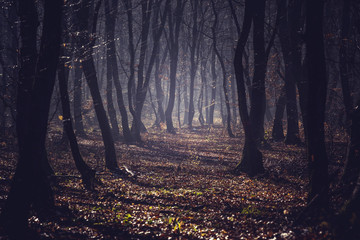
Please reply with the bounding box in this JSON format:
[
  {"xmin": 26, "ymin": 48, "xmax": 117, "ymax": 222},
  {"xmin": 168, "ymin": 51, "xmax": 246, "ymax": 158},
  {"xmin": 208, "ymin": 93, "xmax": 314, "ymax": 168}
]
[{"xmin": 58, "ymin": 115, "xmax": 63, "ymax": 121}]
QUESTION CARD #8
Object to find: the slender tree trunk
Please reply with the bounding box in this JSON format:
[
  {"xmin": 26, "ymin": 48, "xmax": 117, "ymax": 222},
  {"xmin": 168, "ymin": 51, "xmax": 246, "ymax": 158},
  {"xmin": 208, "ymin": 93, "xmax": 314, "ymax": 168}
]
[
  {"xmin": 272, "ymin": 85, "xmax": 286, "ymax": 141},
  {"xmin": 278, "ymin": 0, "xmax": 301, "ymax": 145},
  {"xmin": 305, "ymin": 0, "xmax": 328, "ymax": 205},
  {"xmin": 105, "ymin": 0, "xmax": 132, "ymax": 142},
  {"xmin": 73, "ymin": 60, "xmax": 85, "ymax": 135},
  {"xmin": 154, "ymin": 48, "xmax": 166, "ymax": 125},
  {"xmin": 165, "ymin": 0, "xmax": 185, "ymax": 133},
  {"xmin": 188, "ymin": 1, "xmax": 199, "ymax": 129},
  {"xmin": 76, "ymin": 0, "xmax": 122, "ymax": 172},
  {"xmin": 209, "ymin": 49, "xmax": 217, "ymax": 125},
  {"xmin": 58, "ymin": 48, "xmax": 97, "ymax": 190},
  {"xmin": 211, "ymin": 0, "xmax": 234, "ymax": 137}
]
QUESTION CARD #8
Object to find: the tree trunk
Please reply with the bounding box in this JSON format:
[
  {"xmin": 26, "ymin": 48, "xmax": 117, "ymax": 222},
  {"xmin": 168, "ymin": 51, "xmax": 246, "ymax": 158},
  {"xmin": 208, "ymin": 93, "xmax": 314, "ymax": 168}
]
[
  {"xmin": 76, "ymin": 0, "xmax": 121, "ymax": 172},
  {"xmin": 249, "ymin": 0, "xmax": 267, "ymax": 144},
  {"xmin": 0, "ymin": 0, "xmax": 62, "ymax": 233},
  {"xmin": 211, "ymin": 0, "xmax": 234, "ymax": 137},
  {"xmin": 230, "ymin": 0, "xmax": 264, "ymax": 176},
  {"xmin": 339, "ymin": 0, "xmax": 353, "ymax": 125},
  {"xmin": 188, "ymin": 1, "xmax": 199, "ymax": 129},
  {"xmin": 58, "ymin": 48, "xmax": 97, "ymax": 190},
  {"xmin": 165, "ymin": 0, "xmax": 185, "ymax": 133},
  {"xmin": 305, "ymin": 0, "xmax": 328, "ymax": 205},
  {"xmin": 278, "ymin": 0, "xmax": 301, "ymax": 145},
  {"xmin": 272, "ymin": 85, "xmax": 286, "ymax": 141},
  {"xmin": 105, "ymin": 0, "xmax": 132, "ymax": 142},
  {"xmin": 209, "ymin": 49, "xmax": 217, "ymax": 125},
  {"xmin": 73, "ymin": 60, "xmax": 86, "ymax": 135}
]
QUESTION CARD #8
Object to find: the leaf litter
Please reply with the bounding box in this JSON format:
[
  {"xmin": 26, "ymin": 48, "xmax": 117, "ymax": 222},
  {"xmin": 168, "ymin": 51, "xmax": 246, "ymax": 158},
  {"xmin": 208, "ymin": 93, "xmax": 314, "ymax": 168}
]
[{"xmin": 0, "ymin": 124, "xmax": 344, "ymax": 239}]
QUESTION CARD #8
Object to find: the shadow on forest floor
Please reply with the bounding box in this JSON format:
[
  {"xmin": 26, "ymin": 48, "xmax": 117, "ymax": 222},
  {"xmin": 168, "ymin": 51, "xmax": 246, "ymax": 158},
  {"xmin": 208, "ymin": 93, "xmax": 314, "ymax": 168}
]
[{"xmin": 0, "ymin": 124, "xmax": 347, "ymax": 239}]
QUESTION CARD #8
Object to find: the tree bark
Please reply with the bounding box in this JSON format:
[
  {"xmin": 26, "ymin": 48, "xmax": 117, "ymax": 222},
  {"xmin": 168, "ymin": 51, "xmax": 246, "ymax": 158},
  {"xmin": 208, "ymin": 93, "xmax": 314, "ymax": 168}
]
[
  {"xmin": 165, "ymin": 0, "xmax": 185, "ymax": 133},
  {"xmin": 58, "ymin": 47, "xmax": 97, "ymax": 190},
  {"xmin": 76, "ymin": 0, "xmax": 122, "ymax": 172},
  {"xmin": 249, "ymin": 0, "xmax": 267, "ymax": 144},
  {"xmin": 278, "ymin": 0, "xmax": 301, "ymax": 145},
  {"xmin": 105, "ymin": 0, "xmax": 132, "ymax": 142},
  {"xmin": 188, "ymin": 1, "xmax": 199, "ymax": 128},
  {"xmin": 230, "ymin": 0, "xmax": 264, "ymax": 176},
  {"xmin": 1, "ymin": 0, "xmax": 62, "ymax": 233},
  {"xmin": 305, "ymin": 0, "xmax": 328, "ymax": 205},
  {"xmin": 272, "ymin": 85, "xmax": 286, "ymax": 141},
  {"xmin": 211, "ymin": 0, "xmax": 234, "ymax": 137}
]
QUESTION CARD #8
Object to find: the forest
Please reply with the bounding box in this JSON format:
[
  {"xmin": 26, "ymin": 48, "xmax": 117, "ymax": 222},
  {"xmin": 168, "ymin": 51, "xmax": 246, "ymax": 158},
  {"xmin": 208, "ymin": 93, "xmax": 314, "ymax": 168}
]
[{"xmin": 0, "ymin": 0, "xmax": 360, "ymax": 239}]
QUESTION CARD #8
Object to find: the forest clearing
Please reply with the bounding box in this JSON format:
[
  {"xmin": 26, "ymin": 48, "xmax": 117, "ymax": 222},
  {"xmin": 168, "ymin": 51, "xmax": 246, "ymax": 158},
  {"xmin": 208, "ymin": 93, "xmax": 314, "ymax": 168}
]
[{"xmin": 0, "ymin": 124, "xmax": 347, "ymax": 239}]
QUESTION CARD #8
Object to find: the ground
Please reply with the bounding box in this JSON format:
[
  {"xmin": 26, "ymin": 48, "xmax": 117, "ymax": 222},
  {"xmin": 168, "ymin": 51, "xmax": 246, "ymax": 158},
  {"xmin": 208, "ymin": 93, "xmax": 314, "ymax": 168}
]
[{"xmin": 0, "ymin": 124, "xmax": 347, "ymax": 239}]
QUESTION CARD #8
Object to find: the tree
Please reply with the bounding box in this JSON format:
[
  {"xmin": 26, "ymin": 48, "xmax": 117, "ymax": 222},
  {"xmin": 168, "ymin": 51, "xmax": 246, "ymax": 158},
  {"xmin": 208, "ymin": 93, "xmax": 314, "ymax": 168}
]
[
  {"xmin": 165, "ymin": 0, "xmax": 186, "ymax": 133},
  {"xmin": 277, "ymin": 0, "xmax": 301, "ymax": 145},
  {"xmin": 305, "ymin": 0, "xmax": 328, "ymax": 204},
  {"xmin": 187, "ymin": 0, "xmax": 200, "ymax": 129},
  {"xmin": 105, "ymin": 0, "xmax": 132, "ymax": 142},
  {"xmin": 211, "ymin": 0, "xmax": 234, "ymax": 137},
  {"xmin": 75, "ymin": 0, "xmax": 122, "ymax": 173},
  {"xmin": 0, "ymin": 0, "xmax": 62, "ymax": 234},
  {"xmin": 231, "ymin": 0, "xmax": 264, "ymax": 176}
]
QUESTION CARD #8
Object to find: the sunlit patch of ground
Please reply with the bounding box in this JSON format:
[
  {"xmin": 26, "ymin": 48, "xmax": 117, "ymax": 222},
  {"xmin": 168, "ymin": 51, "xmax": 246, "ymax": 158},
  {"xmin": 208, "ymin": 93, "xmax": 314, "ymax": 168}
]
[{"xmin": 0, "ymin": 124, "xmax": 343, "ymax": 239}]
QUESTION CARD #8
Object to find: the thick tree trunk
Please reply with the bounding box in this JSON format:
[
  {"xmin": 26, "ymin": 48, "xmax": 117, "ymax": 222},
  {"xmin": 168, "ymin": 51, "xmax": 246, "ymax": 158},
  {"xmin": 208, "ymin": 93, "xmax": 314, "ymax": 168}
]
[
  {"xmin": 249, "ymin": 0, "xmax": 267, "ymax": 144},
  {"xmin": 339, "ymin": 0, "xmax": 353, "ymax": 125},
  {"xmin": 305, "ymin": 0, "xmax": 328, "ymax": 205},
  {"xmin": 0, "ymin": 0, "xmax": 62, "ymax": 233},
  {"xmin": 231, "ymin": 0, "xmax": 264, "ymax": 176}
]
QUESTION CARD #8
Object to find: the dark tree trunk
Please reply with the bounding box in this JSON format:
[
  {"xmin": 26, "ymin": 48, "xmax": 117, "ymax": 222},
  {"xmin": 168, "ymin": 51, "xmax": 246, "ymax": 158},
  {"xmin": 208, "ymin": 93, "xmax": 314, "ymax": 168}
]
[
  {"xmin": 105, "ymin": 0, "xmax": 132, "ymax": 142},
  {"xmin": 58, "ymin": 47, "xmax": 97, "ymax": 191},
  {"xmin": 154, "ymin": 47, "xmax": 167, "ymax": 125},
  {"xmin": 198, "ymin": 58, "xmax": 207, "ymax": 126},
  {"xmin": 211, "ymin": 0, "xmax": 234, "ymax": 137},
  {"xmin": 0, "ymin": 0, "xmax": 62, "ymax": 233},
  {"xmin": 209, "ymin": 49, "xmax": 217, "ymax": 125},
  {"xmin": 73, "ymin": 60, "xmax": 85, "ymax": 135},
  {"xmin": 165, "ymin": 0, "xmax": 185, "ymax": 133},
  {"xmin": 339, "ymin": 0, "xmax": 353, "ymax": 125},
  {"xmin": 305, "ymin": 0, "xmax": 328, "ymax": 205},
  {"xmin": 76, "ymin": 0, "xmax": 121, "ymax": 172},
  {"xmin": 249, "ymin": 0, "xmax": 267, "ymax": 144},
  {"xmin": 230, "ymin": 0, "xmax": 264, "ymax": 176},
  {"xmin": 278, "ymin": 0, "xmax": 301, "ymax": 145},
  {"xmin": 188, "ymin": 1, "xmax": 199, "ymax": 129},
  {"xmin": 289, "ymin": 0, "xmax": 308, "ymax": 138},
  {"xmin": 104, "ymin": 0, "xmax": 121, "ymax": 141},
  {"xmin": 272, "ymin": 85, "xmax": 286, "ymax": 141}
]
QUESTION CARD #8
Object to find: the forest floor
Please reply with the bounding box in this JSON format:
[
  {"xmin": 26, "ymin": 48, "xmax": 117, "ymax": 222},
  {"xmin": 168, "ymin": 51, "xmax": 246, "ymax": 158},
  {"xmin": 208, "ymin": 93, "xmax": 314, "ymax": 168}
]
[{"xmin": 0, "ymin": 124, "xmax": 348, "ymax": 239}]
